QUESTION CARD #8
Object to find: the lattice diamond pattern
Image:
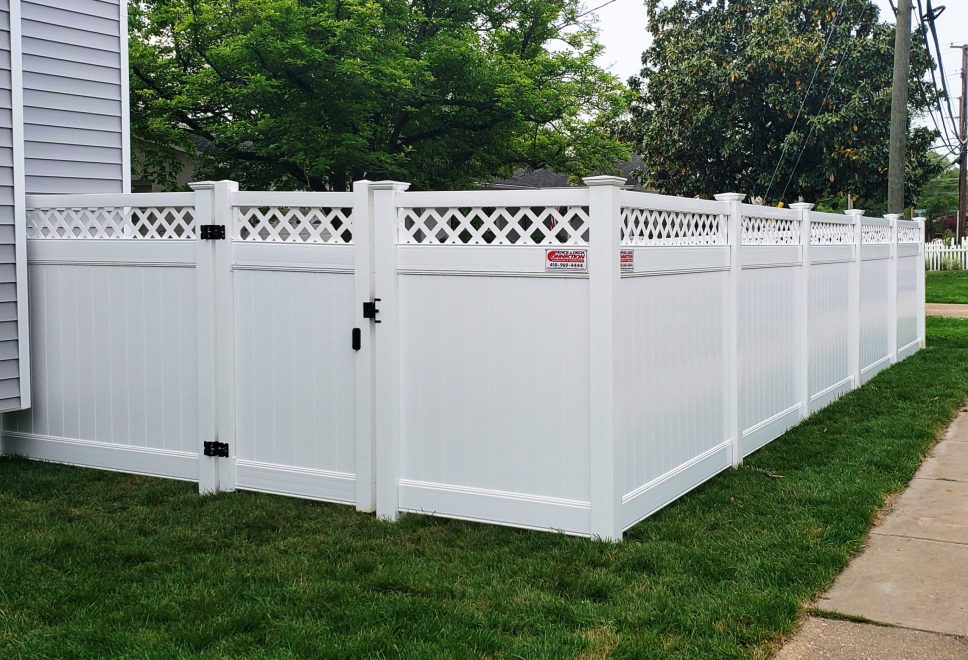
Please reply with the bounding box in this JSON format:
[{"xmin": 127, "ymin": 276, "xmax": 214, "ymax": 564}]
[
  {"xmin": 398, "ymin": 206, "xmax": 590, "ymax": 245},
  {"xmin": 27, "ymin": 207, "xmax": 195, "ymax": 239},
  {"xmin": 897, "ymin": 225, "xmax": 921, "ymax": 243},
  {"xmin": 741, "ymin": 216, "xmax": 800, "ymax": 245},
  {"xmin": 810, "ymin": 222, "xmax": 853, "ymax": 245},
  {"xmin": 862, "ymin": 224, "xmax": 892, "ymax": 244},
  {"xmin": 236, "ymin": 206, "xmax": 353, "ymax": 243},
  {"xmin": 620, "ymin": 208, "xmax": 725, "ymax": 246}
]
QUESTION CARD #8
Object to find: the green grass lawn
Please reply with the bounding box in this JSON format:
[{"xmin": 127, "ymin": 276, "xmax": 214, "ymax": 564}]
[
  {"xmin": 4, "ymin": 319, "xmax": 968, "ymax": 658},
  {"xmin": 926, "ymin": 270, "xmax": 968, "ymax": 304}
]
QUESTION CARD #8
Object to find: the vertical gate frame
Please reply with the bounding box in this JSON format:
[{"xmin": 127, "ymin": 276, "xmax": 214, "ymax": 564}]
[
  {"xmin": 191, "ymin": 180, "xmax": 239, "ymax": 495},
  {"xmin": 353, "ymin": 180, "xmax": 376, "ymax": 512},
  {"xmin": 372, "ymin": 181, "xmax": 410, "ymax": 522}
]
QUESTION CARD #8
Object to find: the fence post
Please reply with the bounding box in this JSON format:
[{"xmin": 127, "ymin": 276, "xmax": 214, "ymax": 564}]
[
  {"xmin": 372, "ymin": 181, "xmax": 410, "ymax": 522},
  {"xmin": 353, "ymin": 180, "xmax": 376, "ymax": 512},
  {"xmin": 915, "ymin": 216, "xmax": 927, "ymax": 348},
  {"xmin": 846, "ymin": 209, "xmax": 865, "ymax": 388},
  {"xmin": 791, "ymin": 203, "xmax": 814, "ymax": 419},
  {"xmin": 885, "ymin": 213, "xmax": 900, "ymax": 363},
  {"xmin": 190, "ymin": 180, "xmax": 239, "ymax": 494},
  {"xmin": 585, "ymin": 175, "xmax": 626, "ymax": 542},
  {"xmin": 715, "ymin": 193, "xmax": 744, "ymax": 467}
]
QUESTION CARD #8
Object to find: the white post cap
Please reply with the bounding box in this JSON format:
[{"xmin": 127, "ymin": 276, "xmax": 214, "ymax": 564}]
[
  {"xmin": 369, "ymin": 180, "xmax": 411, "ymax": 191},
  {"xmin": 583, "ymin": 175, "xmax": 627, "ymax": 187},
  {"xmin": 189, "ymin": 180, "xmax": 239, "ymax": 191}
]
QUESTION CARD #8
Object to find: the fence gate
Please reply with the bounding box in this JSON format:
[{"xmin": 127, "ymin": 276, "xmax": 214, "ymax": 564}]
[
  {"xmin": 199, "ymin": 184, "xmax": 377, "ymax": 510},
  {"xmin": 4, "ymin": 182, "xmax": 378, "ymax": 513}
]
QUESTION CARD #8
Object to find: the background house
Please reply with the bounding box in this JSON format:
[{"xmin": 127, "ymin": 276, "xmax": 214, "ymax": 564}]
[{"xmin": 489, "ymin": 155, "xmax": 646, "ymax": 191}]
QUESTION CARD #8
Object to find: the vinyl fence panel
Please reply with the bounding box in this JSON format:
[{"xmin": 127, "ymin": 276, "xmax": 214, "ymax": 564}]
[
  {"xmin": 389, "ymin": 187, "xmax": 595, "ymax": 533},
  {"xmin": 860, "ymin": 218, "xmax": 894, "ymax": 382},
  {"xmin": 737, "ymin": 205, "xmax": 803, "ymax": 457},
  {"xmin": 616, "ymin": 193, "xmax": 731, "ymax": 529},
  {"xmin": 2, "ymin": 181, "xmax": 927, "ymax": 540},
  {"xmin": 4, "ymin": 194, "xmax": 199, "ymax": 478},
  {"xmin": 897, "ymin": 220, "xmax": 921, "ymax": 355}
]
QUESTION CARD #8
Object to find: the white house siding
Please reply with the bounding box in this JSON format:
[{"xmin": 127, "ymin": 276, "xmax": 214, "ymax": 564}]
[
  {"xmin": 0, "ymin": 0, "xmax": 129, "ymax": 412},
  {"xmin": 0, "ymin": 0, "xmax": 22, "ymax": 412},
  {"xmin": 20, "ymin": 0, "xmax": 127, "ymax": 194}
]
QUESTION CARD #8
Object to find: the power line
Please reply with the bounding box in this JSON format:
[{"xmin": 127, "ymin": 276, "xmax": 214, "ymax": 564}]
[
  {"xmin": 575, "ymin": 0, "xmax": 622, "ymax": 19},
  {"xmin": 777, "ymin": 2, "xmax": 873, "ymax": 203},
  {"xmin": 929, "ymin": 139, "xmax": 961, "ymax": 157},
  {"xmin": 925, "ymin": 0, "xmax": 964, "ymax": 143},
  {"xmin": 555, "ymin": 0, "xmax": 623, "ymax": 30},
  {"xmin": 915, "ymin": 0, "xmax": 962, "ymax": 151},
  {"xmin": 763, "ymin": 0, "xmax": 849, "ymax": 201}
]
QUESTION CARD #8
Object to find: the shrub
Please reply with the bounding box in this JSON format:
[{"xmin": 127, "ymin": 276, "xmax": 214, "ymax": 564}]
[{"xmin": 940, "ymin": 255, "xmax": 963, "ymax": 271}]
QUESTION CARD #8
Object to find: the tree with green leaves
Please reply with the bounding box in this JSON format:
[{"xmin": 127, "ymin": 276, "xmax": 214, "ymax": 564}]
[
  {"xmin": 916, "ymin": 154, "xmax": 958, "ymax": 237},
  {"xmin": 624, "ymin": 0, "xmax": 944, "ymax": 207},
  {"xmin": 918, "ymin": 156, "xmax": 958, "ymax": 216},
  {"xmin": 129, "ymin": 0, "xmax": 630, "ymax": 191}
]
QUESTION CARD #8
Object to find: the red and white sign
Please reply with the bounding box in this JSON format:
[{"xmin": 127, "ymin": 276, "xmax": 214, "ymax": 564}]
[
  {"xmin": 545, "ymin": 248, "xmax": 587, "ymax": 272},
  {"xmin": 620, "ymin": 249, "xmax": 634, "ymax": 273}
]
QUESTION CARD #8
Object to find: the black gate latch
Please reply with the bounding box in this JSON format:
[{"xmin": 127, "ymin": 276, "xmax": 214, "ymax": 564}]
[
  {"xmin": 201, "ymin": 225, "xmax": 226, "ymax": 240},
  {"xmin": 203, "ymin": 441, "xmax": 229, "ymax": 457},
  {"xmin": 363, "ymin": 298, "xmax": 381, "ymax": 323}
]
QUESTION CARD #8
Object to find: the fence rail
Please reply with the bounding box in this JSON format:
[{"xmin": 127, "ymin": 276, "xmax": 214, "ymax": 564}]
[{"xmin": 0, "ymin": 179, "xmax": 927, "ymax": 541}]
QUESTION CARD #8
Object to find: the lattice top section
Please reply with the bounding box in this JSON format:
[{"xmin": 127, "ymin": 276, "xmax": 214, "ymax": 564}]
[
  {"xmin": 742, "ymin": 215, "xmax": 800, "ymax": 245},
  {"xmin": 811, "ymin": 221, "xmax": 854, "ymax": 245},
  {"xmin": 620, "ymin": 207, "xmax": 726, "ymax": 246},
  {"xmin": 236, "ymin": 206, "xmax": 353, "ymax": 243},
  {"xmin": 27, "ymin": 207, "xmax": 196, "ymax": 239},
  {"xmin": 862, "ymin": 224, "xmax": 892, "ymax": 244},
  {"xmin": 897, "ymin": 224, "xmax": 922, "ymax": 243},
  {"xmin": 398, "ymin": 206, "xmax": 589, "ymax": 245}
]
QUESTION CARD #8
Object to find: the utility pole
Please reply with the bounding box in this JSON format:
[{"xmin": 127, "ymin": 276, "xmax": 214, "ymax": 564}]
[
  {"xmin": 955, "ymin": 44, "xmax": 968, "ymax": 243},
  {"xmin": 888, "ymin": 0, "xmax": 912, "ymax": 215}
]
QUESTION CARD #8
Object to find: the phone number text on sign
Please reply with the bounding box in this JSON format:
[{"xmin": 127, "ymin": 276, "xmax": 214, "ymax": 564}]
[
  {"xmin": 621, "ymin": 249, "xmax": 634, "ymax": 273},
  {"xmin": 545, "ymin": 249, "xmax": 588, "ymax": 272}
]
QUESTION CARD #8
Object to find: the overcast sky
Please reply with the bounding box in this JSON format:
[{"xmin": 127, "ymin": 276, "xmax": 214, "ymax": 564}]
[{"xmin": 592, "ymin": 0, "xmax": 967, "ymax": 152}]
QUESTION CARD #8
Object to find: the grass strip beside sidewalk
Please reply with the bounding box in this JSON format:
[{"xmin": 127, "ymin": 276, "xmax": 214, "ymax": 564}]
[
  {"xmin": 926, "ymin": 270, "xmax": 968, "ymax": 304},
  {"xmin": 2, "ymin": 318, "xmax": 968, "ymax": 657}
]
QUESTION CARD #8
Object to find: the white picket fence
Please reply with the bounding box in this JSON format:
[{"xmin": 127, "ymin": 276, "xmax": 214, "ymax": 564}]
[
  {"xmin": 925, "ymin": 243, "xmax": 968, "ymax": 270},
  {"xmin": 0, "ymin": 178, "xmax": 926, "ymax": 540}
]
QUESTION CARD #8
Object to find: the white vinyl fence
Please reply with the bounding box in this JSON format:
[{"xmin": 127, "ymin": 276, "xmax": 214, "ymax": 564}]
[
  {"xmin": 0, "ymin": 178, "xmax": 926, "ymax": 540},
  {"xmin": 925, "ymin": 242, "xmax": 968, "ymax": 271}
]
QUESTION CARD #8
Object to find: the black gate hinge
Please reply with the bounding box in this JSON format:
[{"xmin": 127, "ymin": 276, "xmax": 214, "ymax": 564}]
[
  {"xmin": 363, "ymin": 298, "xmax": 381, "ymax": 323},
  {"xmin": 203, "ymin": 441, "xmax": 229, "ymax": 458},
  {"xmin": 201, "ymin": 225, "xmax": 226, "ymax": 240}
]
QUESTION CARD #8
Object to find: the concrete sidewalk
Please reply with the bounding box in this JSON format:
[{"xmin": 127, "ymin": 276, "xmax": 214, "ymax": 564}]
[
  {"xmin": 926, "ymin": 303, "xmax": 968, "ymax": 318},
  {"xmin": 778, "ymin": 406, "xmax": 968, "ymax": 659}
]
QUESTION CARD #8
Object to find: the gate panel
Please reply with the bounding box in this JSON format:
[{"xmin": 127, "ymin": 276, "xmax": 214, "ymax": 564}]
[{"xmin": 228, "ymin": 193, "xmax": 363, "ymax": 504}]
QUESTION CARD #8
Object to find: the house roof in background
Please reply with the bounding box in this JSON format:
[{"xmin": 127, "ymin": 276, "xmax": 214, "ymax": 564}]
[{"xmin": 489, "ymin": 155, "xmax": 644, "ymax": 189}]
